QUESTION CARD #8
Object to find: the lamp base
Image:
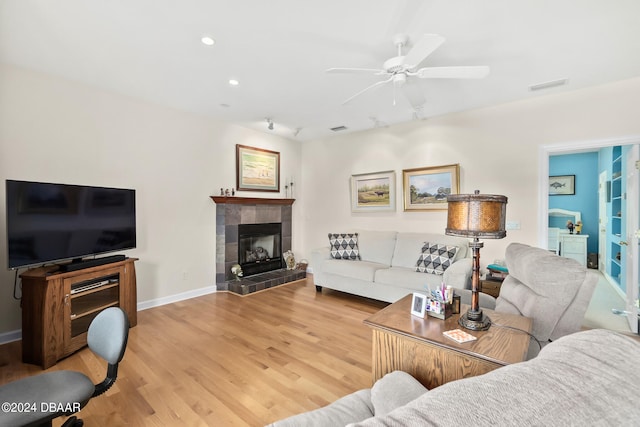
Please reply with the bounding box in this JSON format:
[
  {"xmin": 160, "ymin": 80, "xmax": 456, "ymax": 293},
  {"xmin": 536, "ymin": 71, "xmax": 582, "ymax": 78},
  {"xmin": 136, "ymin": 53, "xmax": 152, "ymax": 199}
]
[{"xmin": 458, "ymin": 309, "xmax": 491, "ymax": 331}]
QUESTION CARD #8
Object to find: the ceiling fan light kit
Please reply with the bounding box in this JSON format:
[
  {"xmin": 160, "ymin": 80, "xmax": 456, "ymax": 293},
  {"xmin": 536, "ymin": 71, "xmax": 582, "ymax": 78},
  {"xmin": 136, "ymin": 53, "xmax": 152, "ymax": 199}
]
[
  {"xmin": 327, "ymin": 33, "xmax": 490, "ymax": 109},
  {"xmin": 201, "ymin": 36, "xmax": 215, "ymax": 46}
]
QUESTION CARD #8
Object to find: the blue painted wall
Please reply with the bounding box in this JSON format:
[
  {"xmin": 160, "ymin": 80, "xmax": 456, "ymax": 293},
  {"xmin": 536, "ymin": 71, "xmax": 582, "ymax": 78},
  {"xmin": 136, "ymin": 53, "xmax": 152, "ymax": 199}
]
[{"xmin": 549, "ymin": 152, "xmax": 599, "ymax": 253}]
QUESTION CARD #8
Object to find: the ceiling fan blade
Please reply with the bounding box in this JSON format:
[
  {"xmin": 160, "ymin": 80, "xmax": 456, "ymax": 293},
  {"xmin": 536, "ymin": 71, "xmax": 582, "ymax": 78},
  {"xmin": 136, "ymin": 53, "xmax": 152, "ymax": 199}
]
[
  {"xmin": 326, "ymin": 67, "xmax": 386, "ymax": 75},
  {"xmin": 403, "ymin": 34, "xmax": 445, "ymax": 69},
  {"xmin": 342, "ymin": 76, "xmax": 394, "ymax": 105},
  {"xmin": 416, "ymin": 66, "xmax": 490, "ymax": 79},
  {"xmin": 401, "ymin": 82, "xmax": 426, "ymax": 110}
]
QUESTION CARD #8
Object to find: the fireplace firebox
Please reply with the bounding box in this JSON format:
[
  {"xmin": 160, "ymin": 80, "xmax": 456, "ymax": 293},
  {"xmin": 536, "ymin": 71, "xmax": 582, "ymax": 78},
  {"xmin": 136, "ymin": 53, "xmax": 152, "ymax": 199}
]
[{"xmin": 238, "ymin": 223, "xmax": 282, "ymax": 277}]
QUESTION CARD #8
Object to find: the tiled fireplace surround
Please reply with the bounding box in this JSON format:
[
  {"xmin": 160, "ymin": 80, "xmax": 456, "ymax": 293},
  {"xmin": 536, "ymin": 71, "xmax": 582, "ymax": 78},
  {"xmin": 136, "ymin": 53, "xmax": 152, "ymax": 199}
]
[{"xmin": 212, "ymin": 196, "xmax": 305, "ymax": 295}]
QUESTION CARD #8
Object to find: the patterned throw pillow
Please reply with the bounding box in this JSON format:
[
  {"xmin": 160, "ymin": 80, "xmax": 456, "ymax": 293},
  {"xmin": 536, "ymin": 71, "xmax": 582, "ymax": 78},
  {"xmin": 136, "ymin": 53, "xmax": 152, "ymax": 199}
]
[
  {"xmin": 416, "ymin": 242, "xmax": 459, "ymax": 275},
  {"xmin": 328, "ymin": 233, "xmax": 360, "ymax": 260}
]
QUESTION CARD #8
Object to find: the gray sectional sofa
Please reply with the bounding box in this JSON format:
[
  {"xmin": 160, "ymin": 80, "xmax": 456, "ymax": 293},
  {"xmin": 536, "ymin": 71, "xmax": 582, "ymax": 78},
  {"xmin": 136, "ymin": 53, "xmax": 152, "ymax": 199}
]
[
  {"xmin": 311, "ymin": 230, "xmax": 496, "ymax": 308},
  {"xmin": 268, "ymin": 329, "xmax": 640, "ymax": 426}
]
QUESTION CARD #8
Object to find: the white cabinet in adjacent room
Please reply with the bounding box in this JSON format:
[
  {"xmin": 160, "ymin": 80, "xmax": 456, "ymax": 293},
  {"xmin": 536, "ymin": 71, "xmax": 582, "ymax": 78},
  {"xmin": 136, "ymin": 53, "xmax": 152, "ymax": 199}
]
[{"xmin": 560, "ymin": 234, "xmax": 589, "ymax": 266}]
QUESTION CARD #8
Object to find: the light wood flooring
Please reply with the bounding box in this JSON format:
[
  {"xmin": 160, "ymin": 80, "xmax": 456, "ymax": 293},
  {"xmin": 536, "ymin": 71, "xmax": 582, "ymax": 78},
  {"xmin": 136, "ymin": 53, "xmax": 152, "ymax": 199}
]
[{"xmin": 0, "ymin": 278, "xmax": 387, "ymax": 426}]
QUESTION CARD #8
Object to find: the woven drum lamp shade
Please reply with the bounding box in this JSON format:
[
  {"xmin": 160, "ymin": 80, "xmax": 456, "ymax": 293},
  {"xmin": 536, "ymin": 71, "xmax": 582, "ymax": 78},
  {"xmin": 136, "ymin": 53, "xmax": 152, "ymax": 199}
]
[{"xmin": 446, "ymin": 192, "xmax": 507, "ymax": 239}]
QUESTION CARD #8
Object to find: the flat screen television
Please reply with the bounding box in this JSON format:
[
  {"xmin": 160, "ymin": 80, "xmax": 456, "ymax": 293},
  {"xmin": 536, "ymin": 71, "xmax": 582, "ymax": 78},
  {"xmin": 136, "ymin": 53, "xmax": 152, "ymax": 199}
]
[{"xmin": 6, "ymin": 180, "xmax": 136, "ymax": 270}]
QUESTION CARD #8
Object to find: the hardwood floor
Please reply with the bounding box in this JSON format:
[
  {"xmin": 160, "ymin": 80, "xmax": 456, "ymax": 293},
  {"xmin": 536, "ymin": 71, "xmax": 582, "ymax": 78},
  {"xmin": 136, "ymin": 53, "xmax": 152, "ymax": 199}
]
[{"xmin": 0, "ymin": 278, "xmax": 388, "ymax": 426}]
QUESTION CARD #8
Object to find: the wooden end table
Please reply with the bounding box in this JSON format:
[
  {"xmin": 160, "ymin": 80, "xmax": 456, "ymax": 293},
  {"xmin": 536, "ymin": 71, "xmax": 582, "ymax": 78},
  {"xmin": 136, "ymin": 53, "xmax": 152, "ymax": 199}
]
[
  {"xmin": 480, "ymin": 279, "xmax": 503, "ymax": 298},
  {"xmin": 363, "ymin": 294, "xmax": 532, "ymax": 389}
]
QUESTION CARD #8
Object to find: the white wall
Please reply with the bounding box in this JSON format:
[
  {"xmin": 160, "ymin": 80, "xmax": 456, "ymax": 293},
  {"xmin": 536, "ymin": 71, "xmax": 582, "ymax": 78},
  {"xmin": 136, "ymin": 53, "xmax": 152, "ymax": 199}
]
[
  {"xmin": 0, "ymin": 64, "xmax": 302, "ymax": 336},
  {"xmin": 299, "ymin": 77, "xmax": 640, "ymax": 269},
  {"xmin": 3, "ymin": 62, "xmax": 640, "ymax": 337}
]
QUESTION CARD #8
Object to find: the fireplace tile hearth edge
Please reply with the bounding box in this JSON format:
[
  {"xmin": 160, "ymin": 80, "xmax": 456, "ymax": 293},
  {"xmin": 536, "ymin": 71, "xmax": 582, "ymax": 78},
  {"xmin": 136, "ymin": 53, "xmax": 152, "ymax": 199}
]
[{"xmin": 227, "ymin": 268, "xmax": 306, "ymax": 296}]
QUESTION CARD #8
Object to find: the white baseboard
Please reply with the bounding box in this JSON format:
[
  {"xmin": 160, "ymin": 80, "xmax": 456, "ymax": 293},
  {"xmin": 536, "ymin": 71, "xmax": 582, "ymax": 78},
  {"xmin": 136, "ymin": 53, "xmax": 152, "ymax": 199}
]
[
  {"xmin": 0, "ymin": 329, "xmax": 22, "ymax": 345},
  {"xmin": 0, "ymin": 286, "xmax": 218, "ymax": 345},
  {"xmin": 137, "ymin": 285, "xmax": 217, "ymax": 311}
]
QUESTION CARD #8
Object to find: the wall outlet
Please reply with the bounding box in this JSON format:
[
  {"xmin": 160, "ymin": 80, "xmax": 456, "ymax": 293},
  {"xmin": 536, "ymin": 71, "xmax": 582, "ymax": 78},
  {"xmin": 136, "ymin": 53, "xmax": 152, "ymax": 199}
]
[{"xmin": 506, "ymin": 221, "xmax": 521, "ymax": 230}]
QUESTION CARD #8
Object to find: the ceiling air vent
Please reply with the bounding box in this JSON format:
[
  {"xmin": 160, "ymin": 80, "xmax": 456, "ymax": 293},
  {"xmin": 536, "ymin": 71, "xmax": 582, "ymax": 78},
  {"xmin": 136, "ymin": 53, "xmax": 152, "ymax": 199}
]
[
  {"xmin": 529, "ymin": 78, "xmax": 569, "ymax": 92},
  {"xmin": 330, "ymin": 126, "xmax": 348, "ymax": 132}
]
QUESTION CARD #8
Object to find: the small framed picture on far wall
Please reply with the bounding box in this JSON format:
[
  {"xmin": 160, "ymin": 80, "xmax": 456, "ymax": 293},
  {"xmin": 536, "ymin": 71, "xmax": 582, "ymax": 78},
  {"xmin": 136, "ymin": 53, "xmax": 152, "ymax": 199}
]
[
  {"xmin": 549, "ymin": 175, "xmax": 575, "ymax": 195},
  {"xmin": 411, "ymin": 292, "xmax": 427, "ymax": 318}
]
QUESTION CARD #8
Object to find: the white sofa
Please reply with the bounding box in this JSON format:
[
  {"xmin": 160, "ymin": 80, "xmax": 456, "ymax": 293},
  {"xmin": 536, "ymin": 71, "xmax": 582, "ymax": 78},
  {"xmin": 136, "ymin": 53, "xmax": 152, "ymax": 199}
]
[{"xmin": 311, "ymin": 230, "xmax": 496, "ymax": 309}]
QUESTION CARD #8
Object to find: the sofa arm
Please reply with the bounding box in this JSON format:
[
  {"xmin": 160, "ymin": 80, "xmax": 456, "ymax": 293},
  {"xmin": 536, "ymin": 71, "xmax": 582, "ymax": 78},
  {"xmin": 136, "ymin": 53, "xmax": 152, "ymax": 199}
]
[
  {"xmin": 443, "ymin": 258, "xmax": 472, "ymax": 290},
  {"xmin": 309, "ymin": 247, "xmax": 331, "ymax": 285},
  {"xmin": 455, "ymin": 288, "xmax": 496, "ymax": 310},
  {"xmin": 267, "ymin": 388, "xmax": 374, "ymax": 427},
  {"xmin": 310, "ymin": 247, "xmax": 330, "ymax": 269}
]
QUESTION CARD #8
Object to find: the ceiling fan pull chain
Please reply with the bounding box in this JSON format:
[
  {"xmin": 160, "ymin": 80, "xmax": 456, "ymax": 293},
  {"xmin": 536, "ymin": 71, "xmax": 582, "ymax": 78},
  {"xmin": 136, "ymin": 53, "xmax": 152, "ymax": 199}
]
[{"xmin": 393, "ymin": 83, "xmax": 397, "ymax": 106}]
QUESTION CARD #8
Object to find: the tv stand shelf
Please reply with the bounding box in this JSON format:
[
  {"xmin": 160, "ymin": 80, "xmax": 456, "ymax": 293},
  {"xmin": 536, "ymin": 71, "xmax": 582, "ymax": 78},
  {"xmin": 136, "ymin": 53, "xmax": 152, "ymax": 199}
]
[{"xmin": 20, "ymin": 257, "xmax": 138, "ymax": 369}]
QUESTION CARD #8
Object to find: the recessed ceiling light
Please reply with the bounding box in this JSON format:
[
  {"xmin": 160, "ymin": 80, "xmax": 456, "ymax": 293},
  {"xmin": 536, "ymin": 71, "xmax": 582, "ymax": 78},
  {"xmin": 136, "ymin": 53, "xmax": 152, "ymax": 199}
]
[
  {"xmin": 201, "ymin": 36, "xmax": 215, "ymax": 46},
  {"xmin": 228, "ymin": 79, "xmax": 239, "ymax": 86}
]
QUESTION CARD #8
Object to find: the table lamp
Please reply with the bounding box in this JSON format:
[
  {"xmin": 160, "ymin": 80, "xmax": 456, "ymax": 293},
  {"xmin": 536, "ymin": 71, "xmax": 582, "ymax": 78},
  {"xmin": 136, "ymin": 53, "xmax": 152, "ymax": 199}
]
[{"xmin": 445, "ymin": 190, "xmax": 507, "ymax": 331}]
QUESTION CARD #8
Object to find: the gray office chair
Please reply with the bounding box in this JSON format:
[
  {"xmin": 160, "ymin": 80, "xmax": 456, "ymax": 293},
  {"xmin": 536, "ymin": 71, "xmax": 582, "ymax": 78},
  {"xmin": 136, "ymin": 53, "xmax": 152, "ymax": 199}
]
[{"xmin": 0, "ymin": 307, "xmax": 129, "ymax": 427}]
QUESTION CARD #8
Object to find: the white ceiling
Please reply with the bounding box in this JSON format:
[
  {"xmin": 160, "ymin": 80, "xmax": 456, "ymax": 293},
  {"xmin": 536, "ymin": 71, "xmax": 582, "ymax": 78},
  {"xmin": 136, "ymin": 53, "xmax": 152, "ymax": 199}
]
[{"xmin": 2, "ymin": 0, "xmax": 640, "ymax": 142}]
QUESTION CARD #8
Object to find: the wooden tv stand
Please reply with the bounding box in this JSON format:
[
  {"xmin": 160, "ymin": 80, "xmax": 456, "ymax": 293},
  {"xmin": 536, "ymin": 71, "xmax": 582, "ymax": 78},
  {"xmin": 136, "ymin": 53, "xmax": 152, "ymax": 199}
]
[{"xmin": 20, "ymin": 257, "xmax": 138, "ymax": 369}]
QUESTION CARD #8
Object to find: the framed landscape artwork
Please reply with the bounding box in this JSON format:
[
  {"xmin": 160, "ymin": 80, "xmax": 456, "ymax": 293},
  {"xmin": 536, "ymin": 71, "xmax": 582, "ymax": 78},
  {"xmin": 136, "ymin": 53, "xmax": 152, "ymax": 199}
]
[
  {"xmin": 236, "ymin": 144, "xmax": 280, "ymax": 192},
  {"xmin": 350, "ymin": 170, "xmax": 396, "ymax": 212},
  {"xmin": 402, "ymin": 164, "xmax": 460, "ymax": 211},
  {"xmin": 549, "ymin": 175, "xmax": 575, "ymax": 195}
]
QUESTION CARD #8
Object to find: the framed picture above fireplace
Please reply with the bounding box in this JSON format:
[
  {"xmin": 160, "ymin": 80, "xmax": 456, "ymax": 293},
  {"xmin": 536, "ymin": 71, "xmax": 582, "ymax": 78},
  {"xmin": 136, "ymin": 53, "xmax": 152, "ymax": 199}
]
[{"xmin": 236, "ymin": 144, "xmax": 280, "ymax": 192}]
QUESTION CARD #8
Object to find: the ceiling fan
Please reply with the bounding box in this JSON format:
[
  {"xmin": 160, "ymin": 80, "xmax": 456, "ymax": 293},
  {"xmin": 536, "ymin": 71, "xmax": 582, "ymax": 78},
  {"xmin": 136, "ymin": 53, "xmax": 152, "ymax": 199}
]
[{"xmin": 326, "ymin": 34, "xmax": 489, "ymax": 109}]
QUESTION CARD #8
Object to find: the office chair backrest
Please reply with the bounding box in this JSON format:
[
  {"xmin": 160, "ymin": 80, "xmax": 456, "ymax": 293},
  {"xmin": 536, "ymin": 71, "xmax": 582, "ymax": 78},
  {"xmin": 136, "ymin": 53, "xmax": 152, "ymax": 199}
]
[
  {"xmin": 88, "ymin": 307, "xmax": 130, "ymax": 396},
  {"xmin": 88, "ymin": 307, "xmax": 129, "ymax": 364}
]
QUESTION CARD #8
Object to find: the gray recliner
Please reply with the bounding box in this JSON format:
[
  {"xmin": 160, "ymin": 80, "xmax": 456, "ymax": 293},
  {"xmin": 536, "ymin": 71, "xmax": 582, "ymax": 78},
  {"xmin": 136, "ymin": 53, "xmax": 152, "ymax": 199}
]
[
  {"xmin": 0, "ymin": 307, "xmax": 129, "ymax": 427},
  {"xmin": 495, "ymin": 242, "xmax": 598, "ymax": 358}
]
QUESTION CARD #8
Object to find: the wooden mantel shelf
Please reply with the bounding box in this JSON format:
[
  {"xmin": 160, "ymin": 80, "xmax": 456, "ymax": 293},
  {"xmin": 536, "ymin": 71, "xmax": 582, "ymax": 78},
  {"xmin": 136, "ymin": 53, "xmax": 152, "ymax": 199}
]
[{"xmin": 210, "ymin": 196, "xmax": 295, "ymax": 206}]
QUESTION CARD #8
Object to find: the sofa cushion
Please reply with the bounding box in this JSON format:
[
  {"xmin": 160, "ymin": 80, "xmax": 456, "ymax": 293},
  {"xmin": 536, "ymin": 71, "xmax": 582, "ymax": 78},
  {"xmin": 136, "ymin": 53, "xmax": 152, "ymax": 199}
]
[
  {"xmin": 415, "ymin": 242, "xmax": 459, "ymax": 275},
  {"xmin": 374, "ymin": 267, "xmax": 496, "ymax": 309},
  {"xmin": 354, "ymin": 230, "xmax": 397, "ymax": 265},
  {"xmin": 328, "ymin": 233, "xmax": 360, "ymax": 260},
  {"xmin": 375, "ymin": 266, "xmax": 440, "ymax": 290},
  {"xmin": 371, "ymin": 371, "xmax": 428, "ymax": 417},
  {"xmin": 391, "ymin": 233, "xmax": 468, "ymax": 269},
  {"xmin": 321, "ymin": 259, "xmax": 388, "ymax": 282}
]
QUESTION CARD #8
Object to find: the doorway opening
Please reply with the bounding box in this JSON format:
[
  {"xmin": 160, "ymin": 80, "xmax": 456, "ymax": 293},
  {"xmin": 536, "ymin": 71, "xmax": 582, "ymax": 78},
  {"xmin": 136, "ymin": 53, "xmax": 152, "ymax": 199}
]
[{"xmin": 539, "ymin": 135, "xmax": 640, "ymax": 333}]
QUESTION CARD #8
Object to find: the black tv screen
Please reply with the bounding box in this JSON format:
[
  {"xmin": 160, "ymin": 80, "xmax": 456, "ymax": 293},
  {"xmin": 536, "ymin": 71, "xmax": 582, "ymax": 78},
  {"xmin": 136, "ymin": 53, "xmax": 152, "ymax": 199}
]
[{"xmin": 6, "ymin": 180, "xmax": 136, "ymax": 269}]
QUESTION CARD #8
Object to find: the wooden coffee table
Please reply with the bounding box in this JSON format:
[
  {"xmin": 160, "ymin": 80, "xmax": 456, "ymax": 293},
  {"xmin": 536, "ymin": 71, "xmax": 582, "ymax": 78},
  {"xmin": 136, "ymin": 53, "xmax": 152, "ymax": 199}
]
[{"xmin": 363, "ymin": 294, "xmax": 533, "ymax": 389}]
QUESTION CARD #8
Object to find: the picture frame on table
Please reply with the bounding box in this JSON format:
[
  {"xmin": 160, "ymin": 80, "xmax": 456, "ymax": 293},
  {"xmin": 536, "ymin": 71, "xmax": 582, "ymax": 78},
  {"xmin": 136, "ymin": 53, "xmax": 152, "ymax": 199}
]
[
  {"xmin": 411, "ymin": 292, "xmax": 427, "ymax": 318},
  {"xmin": 350, "ymin": 170, "xmax": 396, "ymax": 212},
  {"xmin": 236, "ymin": 144, "xmax": 280, "ymax": 192},
  {"xmin": 549, "ymin": 175, "xmax": 575, "ymax": 196},
  {"xmin": 402, "ymin": 164, "xmax": 460, "ymax": 211}
]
